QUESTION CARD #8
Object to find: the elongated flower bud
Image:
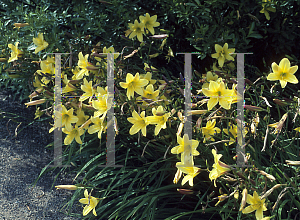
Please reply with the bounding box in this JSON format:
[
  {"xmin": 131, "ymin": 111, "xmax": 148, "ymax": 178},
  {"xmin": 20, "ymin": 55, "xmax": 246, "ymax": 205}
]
[
  {"xmin": 55, "ymin": 185, "xmax": 78, "ymax": 190},
  {"xmin": 13, "ymin": 23, "xmax": 29, "ymax": 28},
  {"xmin": 25, "ymin": 99, "xmax": 46, "ymax": 106},
  {"xmin": 239, "ymin": 189, "xmax": 247, "ymax": 211}
]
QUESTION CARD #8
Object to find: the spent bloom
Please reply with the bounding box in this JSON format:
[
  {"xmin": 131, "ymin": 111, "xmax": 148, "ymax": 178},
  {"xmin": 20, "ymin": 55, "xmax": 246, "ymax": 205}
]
[
  {"xmin": 242, "ymin": 191, "xmax": 267, "ymax": 220},
  {"xmin": 211, "ymin": 43, "xmax": 235, "ymax": 67},
  {"xmin": 8, "ymin": 42, "xmax": 23, "ymax": 63},
  {"xmin": 79, "ymin": 189, "xmax": 101, "ymax": 216},
  {"xmin": 267, "ymin": 58, "xmax": 298, "ymax": 88},
  {"xmin": 119, "ymin": 72, "xmax": 148, "ymax": 100},
  {"xmin": 128, "ymin": 20, "xmax": 145, "ymax": 42},
  {"xmin": 139, "ymin": 13, "xmax": 160, "ymax": 35},
  {"xmin": 33, "ymin": 33, "xmax": 49, "ymax": 53}
]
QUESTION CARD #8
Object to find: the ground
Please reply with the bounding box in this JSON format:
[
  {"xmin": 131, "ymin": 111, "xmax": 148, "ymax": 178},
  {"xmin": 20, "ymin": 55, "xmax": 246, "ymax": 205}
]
[{"xmin": 0, "ymin": 90, "xmax": 81, "ymax": 220}]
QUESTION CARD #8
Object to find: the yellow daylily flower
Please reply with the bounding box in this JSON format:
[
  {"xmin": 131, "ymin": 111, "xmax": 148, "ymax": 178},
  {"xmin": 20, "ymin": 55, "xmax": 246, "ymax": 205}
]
[
  {"xmin": 211, "ymin": 43, "xmax": 235, "ymax": 67},
  {"xmin": 72, "ymin": 66, "xmax": 81, "ymax": 80},
  {"xmin": 76, "ymin": 109, "xmax": 89, "ymax": 127},
  {"xmin": 209, "ymin": 149, "xmax": 231, "ymax": 187},
  {"xmin": 242, "ymin": 191, "xmax": 267, "ymax": 220},
  {"xmin": 103, "ymin": 46, "xmax": 119, "ymax": 59},
  {"xmin": 8, "ymin": 42, "xmax": 23, "ymax": 63},
  {"xmin": 79, "ymin": 78, "xmax": 94, "ymax": 102},
  {"xmin": 62, "ymin": 125, "xmax": 84, "ymax": 145},
  {"xmin": 36, "ymin": 60, "xmax": 54, "ymax": 85},
  {"xmin": 137, "ymin": 84, "xmax": 160, "ymax": 105},
  {"xmin": 76, "ymin": 52, "xmax": 94, "ymax": 79},
  {"xmin": 33, "ymin": 33, "xmax": 49, "ymax": 53},
  {"xmin": 32, "ymin": 75, "xmax": 44, "ymax": 90},
  {"xmin": 140, "ymin": 72, "xmax": 156, "ymax": 85},
  {"xmin": 127, "ymin": 110, "xmax": 149, "ymax": 136},
  {"xmin": 175, "ymin": 162, "xmax": 201, "ymax": 186},
  {"xmin": 202, "ymin": 71, "xmax": 219, "ymax": 89},
  {"xmin": 92, "ymin": 94, "xmax": 111, "ymax": 117},
  {"xmin": 147, "ymin": 106, "xmax": 170, "ymax": 135},
  {"xmin": 79, "ymin": 189, "xmax": 100, "ymax": 216},
  {"xmin": 62, "ymin": 74, "xmax": 76, "ymax": 94},
  {"xmin": 201, "ymin": 119, "xmax": 221, "ymax": 143},
  {"xmin": 260, "ymin": 0, "xmax": 276, "ymax": 20},
  {"xmin": 128, "ymin": 20, "xmax": 145, "ymax": 42},
  {"xmin": 171, "ymin": 134, "xmax": 199, "ymax": 156},
  {"xmin": 61, "ymin": 105, "xmax": 78, "ymax": 131},
  {"xmin": 202, "ymin": 80, "xmax": 233, "ymax": 110},
  {"xmin": 223, "ymin": 122, "xmax": 248, "ymax": 146},
  {"xmin": 267, "ymin": 58, "xmax": 298, "ymax": 88},
  {"xmin": 119, "ymin": 72, "xmax": 148, "ymax": 100},
  {"xmin": 88, "ymin": 116, "xmax": 106, "ymax": 139},
  {"xmin": 139, "ymin": 13, "xmax": 160, "ymax": 35}
]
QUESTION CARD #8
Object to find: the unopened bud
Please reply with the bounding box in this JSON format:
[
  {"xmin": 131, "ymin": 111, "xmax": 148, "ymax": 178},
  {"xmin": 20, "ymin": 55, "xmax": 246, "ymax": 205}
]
[
  {"xmin": 260, "ymin": 184, "xmax": 286, "ymax": 199},
  {"xmin": 286, "ymin": 160, "xmax": 300, "ymax": 165},
  {"xmin": 244, "ymin": 105, "xmax": 264, "ymax": 111},
  {"xmin": 259, "ymin": 170, "xmax": 276, "ymax": 182},
  {"xmin": 239, "ymin": 189, "xmax": 247, "ymax": 211},
  {"xmin": 273, "ymin": 99, "xmax": 288, "ymax": 106},
  {"xmin": 13, "ymin": 23, "xmax": 29, "ymax": 28},
  {"xmin": 150, "ymin": 34, "xmax": 168, "ymax": 39},
  {"xmin": 25, "ymin": 99, "xmax": 46, "ymax": 106},
  {"xmin": 0, "ymin": 58, "xmax": 7, "ymax": 62},
  {"xmin": 55, "ymin": 185, "xmax": 78, "ymax": 190}
]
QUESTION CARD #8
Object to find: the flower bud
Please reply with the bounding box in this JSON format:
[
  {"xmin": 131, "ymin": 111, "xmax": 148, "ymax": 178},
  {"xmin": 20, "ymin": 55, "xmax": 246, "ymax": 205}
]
[
  {"xmin": 55, "ymin": 185, "xmax": 78, "ymax": 190},
  {"xmin": 244, "ymin": 105, "xmax": 264, "ymax": 111},
  {"xmin": 150, "ymin": 34, "xmax": 168, "ymax": 39},
  {"xmin": 25, "ymin": 99, "xmax": 46, "ymax": 106},
  {"xmin": 286, "ymin": 160, "xmax": 300, "ymax": 165},
  {"xmin": 13, "ymin": 23, "xmax": 29, "ymax": 28},
  {"xmin": 239, "ymin": 189, "xmax": 247, "ymax": 211}
]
